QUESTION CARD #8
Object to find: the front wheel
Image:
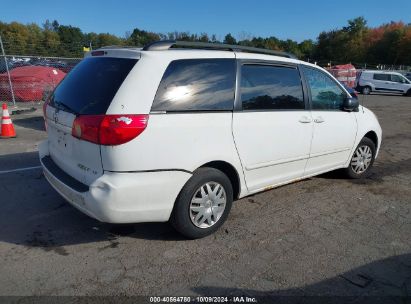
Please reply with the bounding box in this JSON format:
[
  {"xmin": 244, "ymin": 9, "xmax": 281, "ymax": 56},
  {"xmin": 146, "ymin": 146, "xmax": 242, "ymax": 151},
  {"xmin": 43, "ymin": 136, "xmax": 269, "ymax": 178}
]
[
  {"xmin": 170, "ymin": 167, "xmax": 233, "ymax": 239},
  {"xmin": 344, "ymin": 137, "xmax": 376, "ymax": 179}
]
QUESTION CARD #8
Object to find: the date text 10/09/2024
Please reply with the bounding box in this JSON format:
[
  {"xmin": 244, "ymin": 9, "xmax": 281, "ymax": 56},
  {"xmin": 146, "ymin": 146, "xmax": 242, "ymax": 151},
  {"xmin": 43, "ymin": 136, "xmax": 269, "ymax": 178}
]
[{"xmin": 149, "ymin": 296, "xmax": 257, "ymax": 303}]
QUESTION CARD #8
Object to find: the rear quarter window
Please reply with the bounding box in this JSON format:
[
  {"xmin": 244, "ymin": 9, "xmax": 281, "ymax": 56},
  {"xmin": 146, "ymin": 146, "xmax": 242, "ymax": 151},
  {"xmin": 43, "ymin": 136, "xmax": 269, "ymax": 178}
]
[
  {"xmin": 361, "ymin": 72, "xmax": 373, "ymax": 80},
  {"xmin": 50, "ymin": 57, "xmax": 138, "ymax": 115},
  {"xmin": 151, "ymin": 59, "xmax": 236, "ymax": 112}
]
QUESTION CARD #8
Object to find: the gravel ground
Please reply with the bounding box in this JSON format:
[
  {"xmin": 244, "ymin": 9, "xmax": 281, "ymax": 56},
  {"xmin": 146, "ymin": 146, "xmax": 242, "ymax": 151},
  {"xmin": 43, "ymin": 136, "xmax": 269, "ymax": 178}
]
[{"xmin": 0, "ymin": 94, "xmax": 410, "ymax": 299}]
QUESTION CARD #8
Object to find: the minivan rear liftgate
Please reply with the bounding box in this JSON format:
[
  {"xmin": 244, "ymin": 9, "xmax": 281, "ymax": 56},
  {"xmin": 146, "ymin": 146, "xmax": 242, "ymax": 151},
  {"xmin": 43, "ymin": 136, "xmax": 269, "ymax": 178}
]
[{"xmin": 42, "ymin": 56, "xmax": 139, "ymax": 186}]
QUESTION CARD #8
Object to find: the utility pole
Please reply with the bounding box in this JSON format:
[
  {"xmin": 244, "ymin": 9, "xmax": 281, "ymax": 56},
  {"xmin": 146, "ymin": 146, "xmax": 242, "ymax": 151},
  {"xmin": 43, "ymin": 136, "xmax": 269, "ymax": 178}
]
[{"xmin": 0, "ymin": 35, "xmax": 16, "ymax": 106}]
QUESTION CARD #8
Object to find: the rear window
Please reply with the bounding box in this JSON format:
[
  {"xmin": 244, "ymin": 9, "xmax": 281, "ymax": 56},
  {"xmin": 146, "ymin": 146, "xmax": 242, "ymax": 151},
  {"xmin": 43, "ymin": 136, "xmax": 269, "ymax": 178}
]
[
  {"xmin": 151, "ymin": 59, "xmax": 236, "ymax": 112},
  {"xmin": 49, "ymin": 57, "xmax": 137, "ymax": 115}
]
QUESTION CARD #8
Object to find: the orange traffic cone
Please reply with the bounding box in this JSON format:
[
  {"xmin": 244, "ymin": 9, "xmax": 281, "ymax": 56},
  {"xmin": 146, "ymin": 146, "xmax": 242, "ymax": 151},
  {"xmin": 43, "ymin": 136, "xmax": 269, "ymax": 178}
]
[{"xmin": 0, "ymin": 103, "xmax": 16, "ymax": 138}]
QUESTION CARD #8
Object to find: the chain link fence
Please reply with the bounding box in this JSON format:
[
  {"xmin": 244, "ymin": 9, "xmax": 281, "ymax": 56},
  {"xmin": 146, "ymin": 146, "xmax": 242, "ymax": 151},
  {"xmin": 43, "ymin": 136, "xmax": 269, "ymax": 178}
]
[
  {"xmin": 0, "ymin": 54, "xmax": 81, "ymax": 110},
  {"xmin": 314, "ymin": 59, "xmax": 411, "ymax": 71}
]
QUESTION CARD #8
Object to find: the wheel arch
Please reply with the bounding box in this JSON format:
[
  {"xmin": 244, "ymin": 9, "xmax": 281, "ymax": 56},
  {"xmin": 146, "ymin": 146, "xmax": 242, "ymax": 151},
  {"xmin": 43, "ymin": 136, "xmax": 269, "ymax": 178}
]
[
  {"xmin": 362, "ymin": 84, "xmax": 372, "ymax": 93},
  {"xmin": 344, "ymin": 126, "xmax": 381, "ymax": 169},
  {"xmin": 198, "ymin": 160, "xmax": 241, "ymax": 200},
  {"xmin": 363, "ymin": 130, "xmax": 379, "ymax": 150}
]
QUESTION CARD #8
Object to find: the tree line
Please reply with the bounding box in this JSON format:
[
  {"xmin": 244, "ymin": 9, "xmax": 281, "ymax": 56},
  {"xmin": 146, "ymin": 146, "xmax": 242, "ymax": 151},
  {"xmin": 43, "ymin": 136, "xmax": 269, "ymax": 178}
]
[{"xmin": 0, "ymin": 17, "xmax": 410, "ymax": 66}]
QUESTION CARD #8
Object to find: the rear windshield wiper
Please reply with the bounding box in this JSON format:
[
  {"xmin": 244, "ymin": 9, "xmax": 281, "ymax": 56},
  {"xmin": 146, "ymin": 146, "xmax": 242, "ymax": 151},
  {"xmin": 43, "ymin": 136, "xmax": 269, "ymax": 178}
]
[{"xmin": 54, "ymin": 102, "xmax": 78, "ymax": 115}]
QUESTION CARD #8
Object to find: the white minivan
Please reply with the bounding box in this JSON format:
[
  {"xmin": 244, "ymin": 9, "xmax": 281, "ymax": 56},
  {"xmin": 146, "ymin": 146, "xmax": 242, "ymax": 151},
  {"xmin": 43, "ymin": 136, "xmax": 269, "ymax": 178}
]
[
  {"xmin": 356, "ymin": 70, "xmax": 411, "ymax": 96},
  {"xmin": 40, "ymin": 41, "xmax": 382, "ymax": 238}
]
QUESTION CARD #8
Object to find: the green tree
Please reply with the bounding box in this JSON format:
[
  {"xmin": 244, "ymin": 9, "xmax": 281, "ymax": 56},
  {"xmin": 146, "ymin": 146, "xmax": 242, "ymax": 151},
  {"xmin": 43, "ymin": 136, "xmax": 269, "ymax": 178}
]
[
  {"xmin": 57, "ymin": 25, "xmax": 84, "ymax": 56},
  {"xmin": 264, "ymin": 37, "xmax": 281, "ymax": 51},
  {"xmin": 298, "ymin": 39, "xmax": 315, "ymax": 60},
  {"xmin": 26, "ymin": 23, "xmax": 45, "ymax": 55},
  {"xmin": 85, "ymin": 31, "xmax": 124, "ymax": 49},
  {"xmin": 52, "ymin": 20, "xmax": 59, "ymax": 32},
  {"xmin": 279, "ymin": 39, "xmax": 302, "ymax": 57},
  {"xmin": 198, "ymin": 33, "xmax": 209, "ymax": 42},
  {"xmin": 343, "ymin": 17, "xmax": 368, "ymax": 62},
  {"xmin": 0, "ymin": 17, "xmax": 410, "ymax": 65},
  {"xmin": 0, "ymin": 21, "xmax": 30, "ymax": 55},
  {"xmin": 224, "ymin": 33, "xmax": 236, "ymax": 45},
  {"xmin": 343, "ymin": 17, "xmax": 367, "ymax": 34},
  {"xmin": 42, "ymin": 28, "xmax": 61, "ymax": 55},
  {"xmin": 398, "ymin": 26, "xmax": 411, "ymax": 64},
  {"xmin": 127, "ymin": 28, "xmax": 160, "ymax": 46},
  {"xmin": 84, "ymin": 32, "xmax": 98, "ymax": 48}
]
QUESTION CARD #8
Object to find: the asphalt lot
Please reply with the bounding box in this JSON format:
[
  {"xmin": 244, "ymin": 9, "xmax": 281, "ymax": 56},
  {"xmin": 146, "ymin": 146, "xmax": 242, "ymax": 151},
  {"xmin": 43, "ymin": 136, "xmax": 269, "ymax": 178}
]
[{"xmin": 0, "ymin": 94, "xmax": 410, "ymax": 298}]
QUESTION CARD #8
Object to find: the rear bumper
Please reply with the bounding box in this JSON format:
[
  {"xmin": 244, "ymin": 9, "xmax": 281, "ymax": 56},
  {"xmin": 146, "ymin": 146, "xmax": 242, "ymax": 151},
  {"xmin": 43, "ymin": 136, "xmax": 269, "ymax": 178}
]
[{"xmin": 39, "ymin": 140, "xmax": 192, "ymax": 223}]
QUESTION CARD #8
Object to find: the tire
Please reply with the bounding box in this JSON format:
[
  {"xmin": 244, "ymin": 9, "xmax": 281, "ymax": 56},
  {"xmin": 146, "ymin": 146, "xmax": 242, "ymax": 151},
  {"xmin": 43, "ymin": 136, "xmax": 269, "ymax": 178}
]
[
  {"xmin": 170, "ymin": 167, "xmax": 233, "ymax": 239},
  {"xmin": 344, "ymin": 137, "xmax": 376, "ymax": 179},
  {"xmin": 362, "ymin": 86, "xmax": 371, "ymax": 95},
  {"xmin": 406, "ymin": 89, "xmax": 411, "ymax": 97}
]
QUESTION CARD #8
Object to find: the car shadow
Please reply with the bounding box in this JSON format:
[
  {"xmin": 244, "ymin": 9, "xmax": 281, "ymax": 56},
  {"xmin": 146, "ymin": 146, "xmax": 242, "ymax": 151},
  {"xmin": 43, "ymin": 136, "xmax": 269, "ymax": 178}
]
[
  {"xmin": 316, "ymin": 157, "xmax": 411, "ymax": 183},
  {"xmin": 0, "ymin": 152, "xmax": 185, "ymax": 252},
  {"xmin": 192, "ymin": 253, "xmax": 411, "ymax": 300},
  {"xmin": 0, "ymin": 151, "xmax": 41, "ymax": 171},
  {"xmin": 12, "ymin": 116, "xmax": 45, "ymax": 132},
  {"xmin": 1, "ymin": 150, "xmax": 409, "ymax": 250}
]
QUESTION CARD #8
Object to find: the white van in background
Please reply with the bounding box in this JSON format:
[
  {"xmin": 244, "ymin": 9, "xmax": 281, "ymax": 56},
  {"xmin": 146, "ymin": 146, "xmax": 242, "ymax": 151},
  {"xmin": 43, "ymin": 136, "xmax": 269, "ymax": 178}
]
[{"xmin": 356, "ymin": 70, "xmax": 411, "ymax": 96}]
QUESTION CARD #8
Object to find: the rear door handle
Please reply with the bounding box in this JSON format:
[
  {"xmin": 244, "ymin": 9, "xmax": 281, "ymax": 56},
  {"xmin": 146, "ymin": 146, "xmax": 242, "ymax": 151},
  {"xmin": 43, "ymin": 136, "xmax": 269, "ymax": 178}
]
[
  {"xmin": 299, "ymin": 116, "xmax": 312, "ymax": 123},
  {"xmin": 314, "ymin": 116, "xmax": 325, "ymax": 123}
]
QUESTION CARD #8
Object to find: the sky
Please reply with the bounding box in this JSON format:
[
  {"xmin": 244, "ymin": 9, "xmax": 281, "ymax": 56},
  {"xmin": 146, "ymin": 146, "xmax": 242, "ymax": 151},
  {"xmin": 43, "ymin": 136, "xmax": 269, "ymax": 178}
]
[{"xmin": 1, "ymin": 0, "xmax": 411, "ymax": 42}]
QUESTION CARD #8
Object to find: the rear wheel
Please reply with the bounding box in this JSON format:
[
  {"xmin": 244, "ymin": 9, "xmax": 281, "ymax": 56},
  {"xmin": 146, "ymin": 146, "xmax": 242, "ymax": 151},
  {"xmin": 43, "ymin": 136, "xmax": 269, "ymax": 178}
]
[
  {"xmin": 170, "ymin": 167, "xmax": 233, "ymax": 239},
  {"xmin": 344, "ymin": 137, "xmax": 376, "ymax": 179},
  {"xmin": 362, "ymin": 86, "xmax": 371, "ymax": 95}
]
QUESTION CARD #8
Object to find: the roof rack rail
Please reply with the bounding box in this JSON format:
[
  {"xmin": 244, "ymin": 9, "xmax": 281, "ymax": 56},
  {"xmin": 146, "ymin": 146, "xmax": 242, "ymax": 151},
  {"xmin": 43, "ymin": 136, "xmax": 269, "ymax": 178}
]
[
  {"xmin": 98, "ymin": 45, "xmax": 140, "ymax": 49},
  {"xmin": 142, "ymin": 40, "xmax": 296, "ymax": 59}
]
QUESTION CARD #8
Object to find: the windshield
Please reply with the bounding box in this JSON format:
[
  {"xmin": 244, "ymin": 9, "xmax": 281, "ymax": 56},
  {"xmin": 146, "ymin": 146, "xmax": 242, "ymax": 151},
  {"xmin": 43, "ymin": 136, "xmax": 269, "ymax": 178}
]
[{"xmin": 49, "ymin": 57, "xmax": 138, "ymax": 115}]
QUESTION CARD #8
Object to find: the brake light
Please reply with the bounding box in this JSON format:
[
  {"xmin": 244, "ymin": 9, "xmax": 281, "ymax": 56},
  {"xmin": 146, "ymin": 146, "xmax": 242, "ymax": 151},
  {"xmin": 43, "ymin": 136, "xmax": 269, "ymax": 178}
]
[
  {"xmin": 91, "ymin": 51, "xmax": 106, "ymax": 56},
  {"xmin": 72, "ymin": 114, "xmax": 149, "ymax": 145}
]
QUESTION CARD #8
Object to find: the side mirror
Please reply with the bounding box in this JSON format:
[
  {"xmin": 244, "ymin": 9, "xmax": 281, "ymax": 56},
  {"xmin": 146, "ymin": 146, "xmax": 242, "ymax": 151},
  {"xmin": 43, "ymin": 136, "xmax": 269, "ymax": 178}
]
[{"xmin": 343, "ymin": 96, "xmax": 359, "ymax": 112}]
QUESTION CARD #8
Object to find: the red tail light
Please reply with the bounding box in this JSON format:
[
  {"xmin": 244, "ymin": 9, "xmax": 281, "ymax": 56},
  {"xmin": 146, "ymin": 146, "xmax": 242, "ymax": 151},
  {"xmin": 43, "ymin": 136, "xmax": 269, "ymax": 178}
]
[
  {"xmin": 72, "ymin": 114, "xmax": 149, "ymax": 145},
  {"xmin": 91, "ymin": 51, "xmax": 106, "ymax": 56}
]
